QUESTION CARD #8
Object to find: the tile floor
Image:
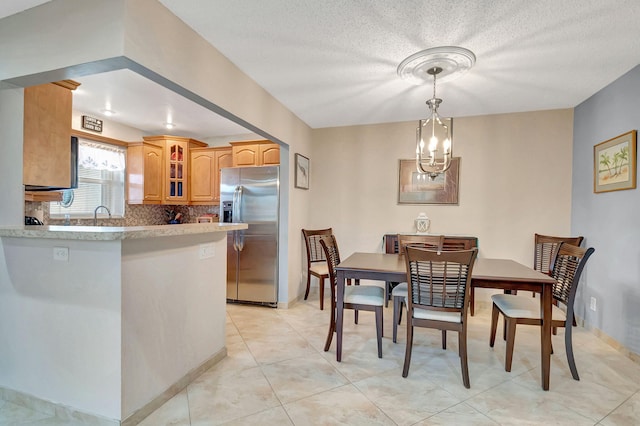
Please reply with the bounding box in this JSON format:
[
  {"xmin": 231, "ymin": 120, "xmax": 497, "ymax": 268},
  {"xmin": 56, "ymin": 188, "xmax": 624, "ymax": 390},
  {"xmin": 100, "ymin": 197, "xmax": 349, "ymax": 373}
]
[{"xmin": 2, "ymin": 289, "xmax": 640, "ymax": 425}]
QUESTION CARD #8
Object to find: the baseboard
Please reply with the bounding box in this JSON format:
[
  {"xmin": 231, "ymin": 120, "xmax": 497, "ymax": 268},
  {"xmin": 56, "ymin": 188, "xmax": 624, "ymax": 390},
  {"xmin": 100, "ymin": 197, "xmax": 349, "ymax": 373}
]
[
  {"xmin": 0, "ymin": 387, "xmax": 118, "ymax": 425},
  {"xmin": 581, "ymin": 322, "xmax": 640, "ymax": 365},
  {"xmin": 122, "ymin": 347, "xmax": 227, "ymax": 426}
]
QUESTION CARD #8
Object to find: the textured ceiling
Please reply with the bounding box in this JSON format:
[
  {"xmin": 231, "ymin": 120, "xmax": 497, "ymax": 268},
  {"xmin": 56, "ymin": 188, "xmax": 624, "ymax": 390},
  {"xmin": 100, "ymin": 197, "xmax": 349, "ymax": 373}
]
[
  {"xmin": 158, "ymin": 0, "xmax": 640, "ymax": 129},
  {"xmin": 3, "ymin": 1, "xmax": 640, "ymax": 138}
]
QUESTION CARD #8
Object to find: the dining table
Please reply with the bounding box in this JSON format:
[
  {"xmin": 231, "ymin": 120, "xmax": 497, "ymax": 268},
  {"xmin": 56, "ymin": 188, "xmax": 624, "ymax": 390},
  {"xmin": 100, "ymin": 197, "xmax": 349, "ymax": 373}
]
[{"xmin": 333, "ymin": 252, "xmax": 557, "ymax": 390}]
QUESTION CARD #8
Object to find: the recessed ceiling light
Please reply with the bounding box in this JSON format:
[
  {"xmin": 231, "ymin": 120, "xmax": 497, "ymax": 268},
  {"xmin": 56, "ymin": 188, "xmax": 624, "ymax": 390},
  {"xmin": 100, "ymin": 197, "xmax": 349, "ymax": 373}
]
[
  {"xmin": 101, "ymin": 109, "xmax": 115, "ymax": 116},
  {"xmin": 164, "ymin": 122, "xmax": 176, "ymax": 129}
]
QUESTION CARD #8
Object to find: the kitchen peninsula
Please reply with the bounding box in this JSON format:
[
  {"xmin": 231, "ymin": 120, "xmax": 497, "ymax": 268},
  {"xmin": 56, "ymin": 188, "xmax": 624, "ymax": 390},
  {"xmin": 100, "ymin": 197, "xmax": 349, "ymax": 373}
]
[{"xmin": 0, "ymin": 222, "xmax": 246, "ymax": 425}]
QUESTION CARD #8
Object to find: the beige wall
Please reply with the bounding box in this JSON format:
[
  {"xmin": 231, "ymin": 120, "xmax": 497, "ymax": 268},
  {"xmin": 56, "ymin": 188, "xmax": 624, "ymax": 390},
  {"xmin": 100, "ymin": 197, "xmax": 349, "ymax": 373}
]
[{"xmin": 309, "ymin": 109, "xmax": 574, "ymax": 300}]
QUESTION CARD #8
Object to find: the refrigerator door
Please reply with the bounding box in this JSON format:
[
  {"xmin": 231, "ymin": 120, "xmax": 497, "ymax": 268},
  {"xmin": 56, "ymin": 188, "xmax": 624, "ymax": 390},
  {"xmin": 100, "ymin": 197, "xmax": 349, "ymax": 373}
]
[
  {"xmin": 236, "ymin": 166, "xmax": 279, "ymax": 224},
  {"xmin": 236, "ymin": 227, "xmax": 278, "ymax": 303},
  {"xmin": 220, "ymin": 168, "xmax": 241, "ymax": 301},
  {"xmin": 236, "ymin": 166, "xmax": 279, "ymax": 305}
]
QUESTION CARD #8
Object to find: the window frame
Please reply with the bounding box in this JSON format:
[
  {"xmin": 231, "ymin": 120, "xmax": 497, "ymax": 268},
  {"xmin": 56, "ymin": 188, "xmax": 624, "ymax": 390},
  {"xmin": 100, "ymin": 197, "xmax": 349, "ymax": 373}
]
[{"xmin": 49, "ymin": 130, "xmax": 128, "ymax": 219}]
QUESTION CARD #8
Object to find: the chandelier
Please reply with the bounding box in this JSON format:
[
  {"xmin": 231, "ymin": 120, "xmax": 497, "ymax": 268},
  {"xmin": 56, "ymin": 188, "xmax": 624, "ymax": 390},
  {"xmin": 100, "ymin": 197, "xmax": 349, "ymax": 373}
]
[{"xmin": 398, "ymin": 47, "xmax": 476, "ymax": 180}]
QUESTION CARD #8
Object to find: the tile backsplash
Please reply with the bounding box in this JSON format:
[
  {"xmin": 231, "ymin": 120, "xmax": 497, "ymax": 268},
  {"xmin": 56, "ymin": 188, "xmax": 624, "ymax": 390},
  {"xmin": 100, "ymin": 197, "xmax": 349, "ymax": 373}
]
[{"xmin": 25, "ymin": 202, "xmax": 219, "ymax": 226}]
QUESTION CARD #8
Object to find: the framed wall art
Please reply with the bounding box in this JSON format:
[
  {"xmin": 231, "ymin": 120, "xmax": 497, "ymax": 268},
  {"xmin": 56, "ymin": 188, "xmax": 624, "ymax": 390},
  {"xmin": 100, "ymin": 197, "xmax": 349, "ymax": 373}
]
[
  {"xmin": 398, "ymin": 157, "xmax": 460, "ymax": 204},
  {"xmin": 594, "ymin": 130, "xmax": 637, "ymax": 193},
  {"xmin": 295, "ymin": 153, "xmax": 310, "ymax": 190}
]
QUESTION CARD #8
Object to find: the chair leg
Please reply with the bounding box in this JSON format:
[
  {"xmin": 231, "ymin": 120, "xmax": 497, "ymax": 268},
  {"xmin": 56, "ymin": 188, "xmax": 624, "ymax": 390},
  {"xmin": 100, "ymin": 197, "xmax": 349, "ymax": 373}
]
[
  {"xmin": 393, "ymin": 295, "xmax": 401, "ymax": 343},
  {"xmin": 469, "ymin": 287, "xmax": 475, "ymax": 316},
  {"xmin": 375, "ymin": 306, "xmax": 383, "ymax": 358},
  {"xmin": 459, "ymin": 329, "xmax": 470, "ymax": 389},
  {"xmin": 441, "ymin": 330, "xmax": 447, "ymax": 350},
  {"xmin": 402, "ymin": 320, "xmax": 414, "ymax": 377},
  {"xmin": 565, "ymin": 319, "xmax": 579, "ymax": 380},
  {"xmin": 385, "ymin": 282, "xmax": 390, "ymax": 307},
  {"xmin": 489, "ymin": 304, "xmax": 499, "ymax": 347},
  {"xmin": 319, "ymin": 277, "xmax": 324, "ymax": 310},
  {"xmin": 503, "ymin": 317, "xmax": 507, "ymax": 341},
  {"xmin": 324, "ymin": 311, "xmax": 335, "ymax": 352},
  {"xmin": 304, "ymin": 272, "xmax": 311, "ymax": 300},
  {"xmin": 504, "ymin": 318, "xmax": 517, "ymax": 372}
]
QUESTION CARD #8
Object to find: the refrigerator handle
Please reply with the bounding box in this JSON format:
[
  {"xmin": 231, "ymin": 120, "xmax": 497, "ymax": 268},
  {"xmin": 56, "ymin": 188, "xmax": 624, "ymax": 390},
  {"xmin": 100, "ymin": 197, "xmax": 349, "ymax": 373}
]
[
  {"xmin": 233, "ymin": 185, "xmax": 244, "ymax": 251},
  {"xmin": 231, "ymin": 186, "xmax": 240, "ymax": 223},
  {"xmin": 237, "ymin": 229, "xmax": 245, "ymax": 251},
  {"xmin": 235, "ymin": 185, "xmax": 243, "ymax": 223},
  {"xmin": 232, "ymin": 185, "xmax": 244, "ymax": 251}
]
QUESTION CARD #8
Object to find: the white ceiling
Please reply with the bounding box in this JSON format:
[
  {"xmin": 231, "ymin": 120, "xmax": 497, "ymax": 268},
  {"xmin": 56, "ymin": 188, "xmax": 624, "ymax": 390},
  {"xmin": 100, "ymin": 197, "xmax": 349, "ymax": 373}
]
[{"xmin": 3, "ymin": 0, "xmax": 640, "ymax": 140}]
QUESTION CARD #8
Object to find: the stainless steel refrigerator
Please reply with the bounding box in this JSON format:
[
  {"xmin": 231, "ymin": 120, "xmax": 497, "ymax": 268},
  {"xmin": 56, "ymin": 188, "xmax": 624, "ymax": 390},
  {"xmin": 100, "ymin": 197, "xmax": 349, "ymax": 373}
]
[{"xmin": 220, "ymin": 166, "xmax": 279, "ymax": 307}]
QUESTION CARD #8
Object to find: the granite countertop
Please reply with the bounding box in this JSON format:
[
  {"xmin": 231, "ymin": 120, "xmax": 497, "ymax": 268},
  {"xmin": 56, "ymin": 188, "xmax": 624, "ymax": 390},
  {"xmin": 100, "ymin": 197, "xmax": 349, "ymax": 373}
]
[{"xmin": 0, "ymin": 222, "xmax": 248, "ymax": 241}]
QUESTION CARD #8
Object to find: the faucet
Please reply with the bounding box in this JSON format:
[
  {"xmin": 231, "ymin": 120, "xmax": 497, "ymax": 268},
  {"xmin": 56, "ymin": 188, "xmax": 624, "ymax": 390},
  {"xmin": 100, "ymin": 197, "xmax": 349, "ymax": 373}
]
[{"xmin": 94, "ymin": 205, "xmax": 111, "ymax": 226}]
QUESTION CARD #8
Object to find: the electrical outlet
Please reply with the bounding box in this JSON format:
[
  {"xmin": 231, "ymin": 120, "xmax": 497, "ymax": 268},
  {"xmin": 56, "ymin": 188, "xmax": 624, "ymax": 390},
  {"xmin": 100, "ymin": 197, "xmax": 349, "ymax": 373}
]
[
  {"xmin": 53, "ymin": 247, "xmax": 69, "ymax": 261},
  {"xmin": 199, "ymin": 243, "xmax": 215, "ymax": 259},
  {"xmin": 590, "ymin": 297, "xmax": 597, "ymax": 311}
]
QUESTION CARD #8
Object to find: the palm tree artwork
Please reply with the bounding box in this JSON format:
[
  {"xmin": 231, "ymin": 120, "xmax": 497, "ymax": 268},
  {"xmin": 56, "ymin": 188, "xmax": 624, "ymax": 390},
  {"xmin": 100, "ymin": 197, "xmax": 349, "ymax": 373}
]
[{"xmin": 598, "ymin": 142, "xmax": 630, "ymax": 185}]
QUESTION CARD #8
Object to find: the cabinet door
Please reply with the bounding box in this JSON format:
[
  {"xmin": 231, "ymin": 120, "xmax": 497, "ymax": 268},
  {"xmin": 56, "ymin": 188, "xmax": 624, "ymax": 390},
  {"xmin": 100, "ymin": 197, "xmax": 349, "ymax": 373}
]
[
  {"xmin": 259, "ymin": 143, "xmax": 280, "ymax": 165},
  {"xmin": 23, "ymin": 83, "xmax": 72, "ymax": 187},
  {"xmin": 190, "ymin": 149, "xmax": 215, "ymax": 203},
  {"xmin": 232, "ymin": 144, "xmax": 259, "ymax": 166},
  {"xmin": 214, "ymin": 148, "xmax": 233, "ymax": 202},
  {"xmin": 164, "ymin": 140, "xmax": 189, "ymax": 203},
  {"xmin": 143, "ymin": 145, "xmax": 163, "ymax": 202}
]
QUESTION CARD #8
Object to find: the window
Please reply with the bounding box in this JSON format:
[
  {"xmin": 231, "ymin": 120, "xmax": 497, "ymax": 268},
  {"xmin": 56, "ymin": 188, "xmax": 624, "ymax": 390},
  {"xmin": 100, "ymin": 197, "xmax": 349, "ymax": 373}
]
[{"xmin": 50, "ymin": 138, "xmax": 125, "ymax": 218}]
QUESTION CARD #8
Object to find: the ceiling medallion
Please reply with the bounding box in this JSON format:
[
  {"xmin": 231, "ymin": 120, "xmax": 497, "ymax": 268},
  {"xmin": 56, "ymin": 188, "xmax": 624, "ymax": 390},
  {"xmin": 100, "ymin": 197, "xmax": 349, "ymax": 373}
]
[{"xmin": 397, "ymin": 46, "xmax": 476, "ymax": 85}]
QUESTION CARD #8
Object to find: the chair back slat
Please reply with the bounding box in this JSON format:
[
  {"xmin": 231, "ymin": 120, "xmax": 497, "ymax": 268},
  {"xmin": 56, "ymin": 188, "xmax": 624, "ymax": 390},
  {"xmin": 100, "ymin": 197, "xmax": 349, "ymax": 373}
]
[
  {"xmin": 550, "ymin": 243, "xmax": 594, "ymax": 306},
  {"xmin": 534, "ymin": 233, "xmax": 584, "ymax": 274},
  {"xmin": 302, "ymin": 228, "xmax": 333, "ymax": 264},
  {"xmin": 405, "ymin": 247, "xmax": 478, "ymax": 314}
]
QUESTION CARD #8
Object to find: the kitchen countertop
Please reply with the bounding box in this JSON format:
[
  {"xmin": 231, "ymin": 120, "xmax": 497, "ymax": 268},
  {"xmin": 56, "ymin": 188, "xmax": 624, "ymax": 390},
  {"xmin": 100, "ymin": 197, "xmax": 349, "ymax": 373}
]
[{"xmin": 0, "ymin": 222, "xmax": 247, "ymax": 241}]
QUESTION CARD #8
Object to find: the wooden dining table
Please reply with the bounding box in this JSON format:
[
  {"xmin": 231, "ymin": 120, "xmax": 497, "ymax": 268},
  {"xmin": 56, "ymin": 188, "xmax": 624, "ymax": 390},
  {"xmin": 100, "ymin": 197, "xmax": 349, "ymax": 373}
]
[{"xmin": 333, "ymin": 253, "xmax": 557, "ymax": 390}]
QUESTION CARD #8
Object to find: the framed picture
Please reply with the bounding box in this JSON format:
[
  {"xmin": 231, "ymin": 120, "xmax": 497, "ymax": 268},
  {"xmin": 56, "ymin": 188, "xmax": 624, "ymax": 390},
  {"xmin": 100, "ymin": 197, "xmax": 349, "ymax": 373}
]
[
  {"xmin": 398, "ymin": 157, "xmax": 460, "ymax": 204},
  {"xmin": 295, "ymin": 153, "xmax": 310, "ymax": 189},
  {"xmin": 594, "ymin": 130, "xmax": 637, "ymax": 193}
]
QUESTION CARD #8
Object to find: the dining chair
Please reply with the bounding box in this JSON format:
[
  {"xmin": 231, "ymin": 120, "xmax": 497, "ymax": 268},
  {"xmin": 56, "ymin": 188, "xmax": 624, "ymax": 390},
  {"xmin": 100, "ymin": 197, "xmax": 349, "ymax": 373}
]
[
  {"xmin": 320, "ymin": 234, "xmax": 385, "ymax": 358},
  {"xmin": 302, "ymin": 228, "xmax": 333, "ymax": 310},
  {"xmin": 531, "ymin": 234, "xmax": 585, "ymax": 330},
  {"xmin": 490, "ymin": 243, "xmax": 595, "ymax": 380},
  {"xmin": 402, "ymin": 246, "xmax": 478, "ymax": 388},
  {"xmin": 392, "ymin": 234, "xmax": 445, "ymax": 343},
  {"xmin": 534, "ymin": 233, "xmax": 584, "ymax": 274}
]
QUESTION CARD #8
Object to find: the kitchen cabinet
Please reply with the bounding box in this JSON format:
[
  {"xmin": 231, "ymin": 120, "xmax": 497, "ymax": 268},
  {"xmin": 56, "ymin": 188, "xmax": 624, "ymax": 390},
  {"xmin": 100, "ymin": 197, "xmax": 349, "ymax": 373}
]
[
  {"xmin": 23, "ymin": 80, "xmax": 80, "ymax": 188},
  {"xmin": 189, "ymin": 146, "xmax": 232, "ymax": 204},
  {"xmin": 127, "ymin": 135, "xmax": 207, "ymax": 205},
  {"xmin": 126, "ymin": 141, "xmax": 163, "ymax": 204},
  {"xmin": 214, "ymin": 147, "xmax": 233, "ymax": 202},
  {"xmin": 231, "ymin": 140, "xmax": 280, "ymax": 166}
]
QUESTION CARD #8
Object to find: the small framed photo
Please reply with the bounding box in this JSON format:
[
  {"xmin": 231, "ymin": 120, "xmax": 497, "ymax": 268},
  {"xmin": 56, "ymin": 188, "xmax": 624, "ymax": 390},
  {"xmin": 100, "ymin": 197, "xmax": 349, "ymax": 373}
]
[
  {"xmin": 295, "ymin": 153, "xmax": 310, "ymax": 190},
  {"xmin": 594, "ymin": 130, "xmax": 637, "ymax": 193}
]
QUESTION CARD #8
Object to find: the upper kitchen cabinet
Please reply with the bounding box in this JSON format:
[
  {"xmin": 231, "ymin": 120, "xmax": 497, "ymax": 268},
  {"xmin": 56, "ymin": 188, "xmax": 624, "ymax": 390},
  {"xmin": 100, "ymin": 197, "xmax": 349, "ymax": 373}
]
[
  {"xmin": 189, "ymin": 146, "xmax": 232, "ymax": 204},
  {"xmin": 23, "ymin": 80, "xmax": 80, "ymax": 188},
  {"xmin": 126, "ymin": 141, "xmax": 164, "ymax": 204},
  {"xmin": 143, "ymin": 135, "xmax": 207, "ymax": 204},
  {"xmin": 231, "ymin": 140, "xmax": 280, "ymax": 166}
]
